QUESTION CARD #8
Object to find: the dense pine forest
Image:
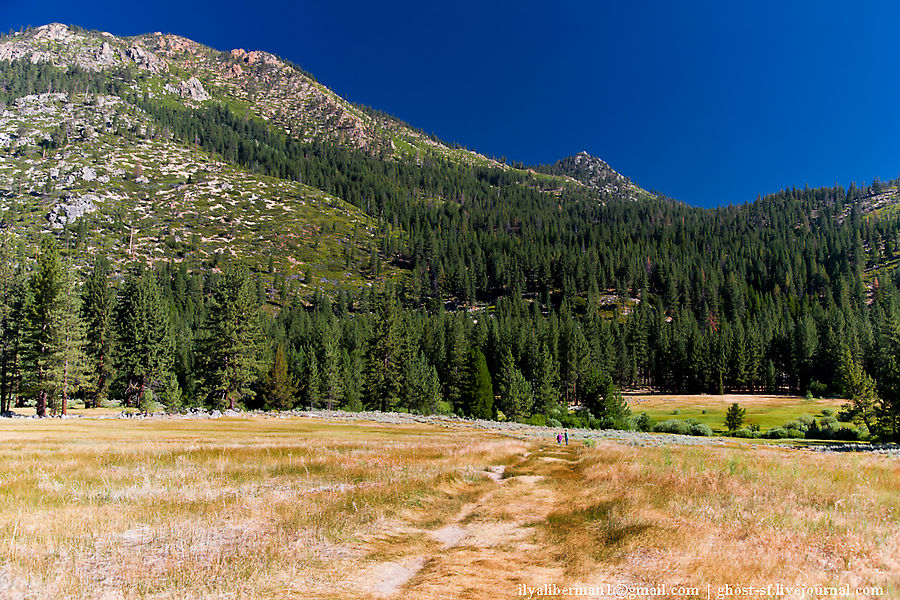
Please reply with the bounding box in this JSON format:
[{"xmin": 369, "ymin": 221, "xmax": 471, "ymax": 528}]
[{"xmin": 1, "ymin": 58, "xmax": 899, "ymax": 440}]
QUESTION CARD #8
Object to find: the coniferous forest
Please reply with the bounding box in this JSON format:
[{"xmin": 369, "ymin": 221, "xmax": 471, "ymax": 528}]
[{"xmin": 0, "ymin": 59, "xmax": 899, "ymax": 441}]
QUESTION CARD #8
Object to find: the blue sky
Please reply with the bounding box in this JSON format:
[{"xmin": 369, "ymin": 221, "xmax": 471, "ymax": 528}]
[{"xmin": 3, "ymin": 1, "xmax": 900, "ymax": 207}]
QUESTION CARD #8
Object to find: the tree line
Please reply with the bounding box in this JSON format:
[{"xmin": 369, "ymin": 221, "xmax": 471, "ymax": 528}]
[
  {"xmin": 0, "ymin": 59, "xmax": 899, "ymax": 439},
  {"xmin": 0, "ymin": 235, "xmax": 897, "ymax": 440}
]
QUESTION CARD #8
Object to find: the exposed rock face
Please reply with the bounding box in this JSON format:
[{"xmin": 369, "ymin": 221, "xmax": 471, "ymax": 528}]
[
  {"xmin": 47, "ymin": 194, "xmax": 99, "ymax": 228},
  {"xmin": 167, "ymin": 77, "xmax": 210, "ymax": 101},
  {"xmin": 126, "ymin": 45, "xmax": 166, "ymax": 73},
  {"xmin": 96, "ymin": 42, "xmax": 117, "ymax": 66},
  {"xmin": 33, "ymin": 23, "xmax": 74, "ymax": 43}
]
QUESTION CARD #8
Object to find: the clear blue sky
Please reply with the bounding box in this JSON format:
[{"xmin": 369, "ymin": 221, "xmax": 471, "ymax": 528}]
[{"xmin": 3, "ymin": 0, "xmax": 900, "ymax": 207}]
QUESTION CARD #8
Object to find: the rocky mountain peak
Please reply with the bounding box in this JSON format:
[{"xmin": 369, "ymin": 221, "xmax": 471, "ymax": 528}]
[{"xmin": 547, "ymin": 151, "xmax": 644, "ymax": 199}]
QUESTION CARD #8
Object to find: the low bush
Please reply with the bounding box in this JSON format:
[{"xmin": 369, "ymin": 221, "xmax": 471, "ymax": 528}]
[
  {"xmin": 653, "ymin": 419, "xmax": 691, "ymax": 435},
  {"xmin": 731, "ymin": 427, "xmax": 761, "ymax": 439},
  {"xmin": 808, "ymin": 381, "xmax": 830, "ymax": 398},
  {"xmin": 688, "ymin": 422, "xmax": 713, "ymax": 436},
  {"xmin": 764, "ymin": 426, "xmax": 805, "ymax": 439},
  {"xmin": 633, "ymin": 412, "xmax": 654, "ymax": 432},
  {"xmin": 525, "ymin": 414, "xmax": 547, "ymax": 427}
]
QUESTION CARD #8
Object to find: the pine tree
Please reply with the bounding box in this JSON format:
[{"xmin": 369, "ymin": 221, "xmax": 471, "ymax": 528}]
[
  {"xmin": 341, "ymin": 348, "xmax": 364, "ymax": 411},
  {"xmin": 261, "ymin": 342, "xmax": 297, "ymax": 410},
  {"xmin": 82, "ymin": 258, "xmax": 114, "ymax": 407},
  {"xmin": 113, "ymin": 269, "xmax": 173, "ymax": 407},
  {"xmin": 401, "ymin": 352, "xmax": 442, "ymax": 414},
  {"xmin": 497, "ymin": 350, "xmax": 532, "ymax": 420},
  {"xmin": 724, "ymin": 402, "xmax": 746, "ymax": 431},
  {"xmin": 21, "ymin": 238, "xmax": 85, "ymax": 416},
  {"xmin": 0, "ymin": 234, "xmax": 25, "ymax": 415},
  {"xmin": 320, "ymin": 320, "xmax": 343, "ymax": 410},
  {"xmin": 532, "ymin": 342, "xmax": 558, "ymax": 414},
  {"xmin": 363, "ymin": 288, "xmax": 403, "ymax": 411},
  {"xmin": 55, "ymin": 286, "xmax": 87, "ymax": 415},
  {"xmin": 198, "ymin": 267, "xmax": 264, "ymax": 410},
  {"xmin": 835, "ymin": 344, "xmax": 878, "ymax": 430},
  {"xmin": 305, "ymin": 349, "xmax": 321, "ymax": 409},
  {"xmin": 463, "ymin": 348, "xmax": 493, "ymax": 419}
]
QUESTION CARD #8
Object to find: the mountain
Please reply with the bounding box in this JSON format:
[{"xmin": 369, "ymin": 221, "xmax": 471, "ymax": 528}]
[
  {"xmin": 3, "ymin": 25, "xmax": 900, "ymax": 438},
  {"xmin": 536, "ymin": 151, "xmax": 648, "ymax": 201},
  {"xmin": 0, "ymin": 23, "xmax": 649, "ymax": 295}
]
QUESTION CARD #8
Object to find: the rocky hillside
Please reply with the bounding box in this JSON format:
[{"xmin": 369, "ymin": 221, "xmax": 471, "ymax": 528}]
[
  {"xmin": 0, "ymin": 23, "xmax": 656, "ymax": 296},
  {"xmin": 0, "ymin": 24, "xmax": 498, "ymax": 165},
  {"xmin": 538, "ymin": 151, "xmax": 647, "ymax": 200}
]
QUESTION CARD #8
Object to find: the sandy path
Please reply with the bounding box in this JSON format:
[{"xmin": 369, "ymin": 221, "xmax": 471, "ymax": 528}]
[{"xmin": 355, "ymin": 443, "xmax": 581, "ymax": 599}]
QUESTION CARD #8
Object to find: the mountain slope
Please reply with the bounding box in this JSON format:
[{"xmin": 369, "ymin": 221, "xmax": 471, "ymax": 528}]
[{"xmin": 0, "ymin": 23, "xmax": 655, "ymax": 298}]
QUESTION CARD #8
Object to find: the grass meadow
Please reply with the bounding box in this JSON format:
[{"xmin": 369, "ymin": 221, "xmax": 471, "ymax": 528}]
[
  {"xmin": 0, "ymin": 415, "xmax": 896, "ymax": 599},
  {"xmin": 625, "ymin": 394, "xmax": 846, "ymax": 432}
]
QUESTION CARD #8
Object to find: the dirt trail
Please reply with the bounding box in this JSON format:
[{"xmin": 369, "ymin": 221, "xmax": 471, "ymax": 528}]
[{"xmin": 356, "ymin": 442, "xmax": 582, "ymax": 599}]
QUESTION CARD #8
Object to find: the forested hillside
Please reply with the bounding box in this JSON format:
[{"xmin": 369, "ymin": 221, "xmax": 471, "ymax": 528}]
[{"xmin": 0, "ymin": 24, "xmax": 899, "ymax": 440}]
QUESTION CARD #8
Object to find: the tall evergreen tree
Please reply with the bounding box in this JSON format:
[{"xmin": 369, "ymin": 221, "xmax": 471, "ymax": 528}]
[
  {"xmin": 363, "ymin": 288, "xmax": 403, "ymax": 411},
  {"xmin": 401, "ymin": 352, "xmax": 442, "ymax": 414},
  {"xmin": 0, "ymin": 234, "xmax": 25, "ymax": 414},
  {"xmin": 113, "ymin": 269, "xmax": 173, "ymax": 407},
  {"xmin": 81, "ymin": 258, "xmax": 114, "ymax": 407},
  {"xmin": 261, "ymin": 342, "xmax": 297, "ymax": 410},
  {"xmin": 497, "ymin": 350, "xmax": 532, "ymax": 420},
  {"xmin": 21, "ymin": 238, "xmax": 85, "ymax": 416},
  {"xmin": 463, "ymin": 348, "xmax": 494, "ymax": 419},
  {"xmin": 320, "ymin": 320, "xmax": 343, "ymax": 410},
  {"xmin": 198, "ymin": 267, "xmax": 264, "ymax": 409}
]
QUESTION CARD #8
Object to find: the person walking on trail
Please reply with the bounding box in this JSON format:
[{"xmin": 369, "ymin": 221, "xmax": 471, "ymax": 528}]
[
  {"xmin": 557, "ymin": 433, "xmax": 562, "ymax": 444},
  {"xmin": 564, "ymin": 430, "xmax": 568, "ymax": 445}
]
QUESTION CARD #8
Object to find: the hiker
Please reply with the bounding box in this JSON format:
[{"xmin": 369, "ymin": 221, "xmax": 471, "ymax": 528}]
[
  {"xmin": 557, "ymin": 432, "xmax": 562, "ymax": 444},
  {"xmin": 564, "ymin": 430, "xmax": 568, "ymax": 445}
]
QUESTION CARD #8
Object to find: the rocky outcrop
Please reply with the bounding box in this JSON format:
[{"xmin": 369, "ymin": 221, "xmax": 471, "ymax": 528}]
[
  {"xmin": 32, "ymin": 23, "xmax": 75, "ymax": 43},
  {"xmin": 125, "ymin": 45, "xmax": 166, "ymax": 73},
  {"xmin": 96, "ymin": 42, "xmax": 117, "ymax": 66},
  {"xmin": 548, "ymin": 151, "xmax": 644, "ymax": 200},
  {"xmin": 47, "ymin": 194, "xmax": 99, "ymax": 228},
  {"xmin": 165, "ymin": 78, "xmax": 211, "ymax": 101}
]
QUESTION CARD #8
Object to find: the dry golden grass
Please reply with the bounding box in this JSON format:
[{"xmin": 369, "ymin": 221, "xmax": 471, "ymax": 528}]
[{"xmin": 0, "ymin": 416, "xmax": 896, "ymax": 599}]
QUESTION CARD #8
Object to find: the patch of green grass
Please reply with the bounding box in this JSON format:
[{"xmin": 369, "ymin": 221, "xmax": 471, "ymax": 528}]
[{"xmin": 627, "ymin": 395, "xmax": 846, "ymax": 432}]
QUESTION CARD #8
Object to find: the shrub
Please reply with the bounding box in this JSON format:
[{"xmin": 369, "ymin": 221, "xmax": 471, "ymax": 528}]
[
  {"xmin": 808, "ymin": 381, "xmax": 829, "ymax": 398},
  {"xmin": 633, "ymin": 412, "xmax": 654, "ymax": 432},
  {"xmin": 654, "ymin": 419, "xmax": 691, "ymax": 435},
  {"xmin": 765, "ymin": 427, "xmax": 804, "ymax": 439},
  {"xmin": 819, "ymin": 416, "xmax": 837, "ymax": 426},
  {"xmin": 560, "ymin": 412, "xmax": 587, "ymax": 429},
  {"xmin": 583, "ymin": 438, "xmax": 596, "ymax": 447},
  {"xmin": 821, "ymin": 408, "xmax": 835, "ymax": 417},
  {"xmin": 525, "ymin": 414, "xmax": 547, "ymax": 427},
  {"xmin": 796, "ymin": 415, "xmax": 815, "ymax": 427},
  {"xmin": 783, "ymin": 419, "xmax": 809, "ymax": 432},
  {"xmin": 688, "ymin": 422, "xmax": 713, "ymax": 436},
  {"xmin": 731, "ymin": 427, "xmax": 761, "ymax": 439},
  {"xmin": 546, "ymin": 417, "xmax": 562, "ymax": 428}
]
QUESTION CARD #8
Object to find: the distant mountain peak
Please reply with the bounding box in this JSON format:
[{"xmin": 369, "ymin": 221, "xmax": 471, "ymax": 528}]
[{"xmin": 545, "ymin": 152, "xmax": 648, "ymax": 200}]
